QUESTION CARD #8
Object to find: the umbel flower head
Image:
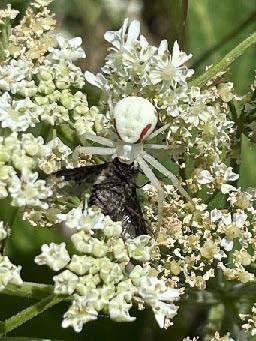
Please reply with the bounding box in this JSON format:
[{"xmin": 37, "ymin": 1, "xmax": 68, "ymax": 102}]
[
  {"xmin": 0, "ymin": 1, "xmax": 256, "ymax": 337},
  {"xmin": 35, "ymin": 207, "xmax": 181, "ymax": 332}
]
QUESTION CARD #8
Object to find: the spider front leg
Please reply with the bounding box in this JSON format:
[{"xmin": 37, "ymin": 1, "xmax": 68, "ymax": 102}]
[
  {"xmin": 76, "ymin": 146, "xmax": 116, "ymax": 156},
  {"xmin": 85, "ymin": 133, "xmax": 114, "ymax": 147},
  {"xmin": 136, "ymin": 155, "xmax": 165, "ymax": 227}
]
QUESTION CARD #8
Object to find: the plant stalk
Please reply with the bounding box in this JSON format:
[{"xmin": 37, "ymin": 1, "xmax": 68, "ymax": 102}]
[{"xmin": 189, "ymin": 32, "xmax": 256, "ymax": 88}]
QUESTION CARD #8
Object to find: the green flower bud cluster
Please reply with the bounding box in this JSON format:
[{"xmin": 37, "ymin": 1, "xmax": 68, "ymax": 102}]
[{"xmin": 35, "ymin": 206, "xmax": 180, "ymax": 332}]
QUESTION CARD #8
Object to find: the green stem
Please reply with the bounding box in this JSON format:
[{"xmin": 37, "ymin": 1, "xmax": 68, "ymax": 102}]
[
  {"xmin": 192, "ymin": 11, "xmax": 256, "ymax": 69},
  {"xmin": 1, "ymin": 282, "xmax": 54, "ymax": 300},
  {"xmin": 189, "ymin": 32, "xmax": 256, "ymax": 88},
  {"xmin": 0, "ymin": 295, "xmax": 63, "ymax": 336},
  {"xmin": 178, "ymin": 0, "xmax": 188, "ymax": 51}
]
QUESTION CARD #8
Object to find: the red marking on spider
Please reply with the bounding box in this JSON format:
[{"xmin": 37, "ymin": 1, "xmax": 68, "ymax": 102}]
[
  {"xmin": 114, "ymin": 119, "xmax": 122, "ymax": 140},
  {"xmin": 136, "ymin": 124, "xmax": 152, "ymax": 143}
]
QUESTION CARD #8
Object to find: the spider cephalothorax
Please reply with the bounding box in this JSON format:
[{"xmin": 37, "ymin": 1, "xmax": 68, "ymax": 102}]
[{"xmin": 78, "ymin": 96, "xmax": 192, "ymax": 224}]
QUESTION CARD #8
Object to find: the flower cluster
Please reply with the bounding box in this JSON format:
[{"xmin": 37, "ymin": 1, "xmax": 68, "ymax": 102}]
[
  {"xmin": 85, "ymin": 19, "xmax": 193, "ymax": 112},
  {"xmin": 240, "ymin": 303, "xmax": 256, "ymax": 336},
  {"xmin": 0, "ymin": 1, "xmax": 107, "ymax": 215},
  {"xmin": 183, "ymin": 332, "xmax": 235, "ymax": 341},
  {"xmin": 35, "ymin": 207, "xmax": 180, "ymax": 331},
  {"xmin": 143, "ymin": 182, "xmax": 255, "ymax": 289},
  {"xmin": 0, "ymin": 220, "xmax": 23, "ymax": 291}
]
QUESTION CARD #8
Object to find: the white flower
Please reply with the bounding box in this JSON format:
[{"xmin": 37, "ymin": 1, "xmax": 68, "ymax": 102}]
[
  {"xmin": 9, "ymin": 170, "xmax": 52, "ymax": 208},
  {"xmin": 108, "ymin": 294, "xmax": 135, "ymax": 322},
  {"xmin": 0, "ymin": 59, "xmax": 30, "ymax": 92},
  {"xmin": 104, "ymin": 18, "xmax": 140, "ymax": 50},
  {"xmin": 210, "ymin": 209, "xmax": 222, "ymax": 222},
  {"xmin": 71, "ymin": 231, "xmax": 91, "ymax": 253},
  {"xmin": 48, "ymin": 34, "xmax": 86, "ymax": 61},
  {"xmin": 33, "ymin": 0, "xmax": 54, "ymax": 8},
  {"xmin": 53, "ymin": 270, "xmax": 78, "ymax": 295},
  {"xmin": 217, "ymin": 82, "xmax": 234, "ymax": 102},
  {"xmin": 111, "ymin": 238, "xmax": 129, "ymax": 262},
  {"xmin": 138, "ymin": 276, "xmax": 180, "ymax": 302},
  {"xmin": 99, "ymin": 259, "xmax": 124, "ymax": 284},
  {"xmin": 0, "ymin": 221, "xmax": 8, "ymax": 241},
  {"xmin": 197, "ymin": 170, "xmax": 214, "ymax": 184},
  {"xmin": 135, "ymin": 275, "xmax": 180, "ymax": 328},
  {"xmin": 0, "ymin": 4, "xmax": 19, "ymax": 23},
  {"xmin": 84, "ymin": 71, "xmax": 107, "ymax": 89},
  {"xmin": 58, "ymin": 207, "xmax": 107, "ymax": 233},
  {"xmin": 0, "ymin": 93, "xmax": 40, "ymax": 132},
  {"xmin": 35, "ymin": 242, "xmax": 70, "ymax": 271},
  {"xmin": 233, "ymin": 211, "xmax": 247, "ymax": 228},
  {"xmin": 221, "ymin": 184, "xmax": 236, "ymax": 194},
  {"xmin": 148, "ymin": 40, "xmax": 193, "ymax": 88},
  {"xmin": 129, "ymin": 265, "xmax": 149, "ymax": 286},
  {"xmin": 89, "ymin": 285, "xmax": 115, "ymax": 311},
  {"xmin": 151, "ymin": 300, "xmax": 178, "ymax": 328},
  {"xmin": 221, "ymin": 237, "xmax": 234, "ymax": 252},
  {"xmin": 127, "ymin": 235, "xmax": 154, "ymax": 261},
  {"xmin": 68, "ymin": 255, "xmax": 91, "ymax": 275},
  {"xmin": 103, "ymin": 221, "xmax": 122, "ymax": 237},
  {"xmin": 116, "ymin": 279, "xmax": 136, "ymax": 301},
  {"xmin": 62, "ymin": 294, "xmax": 98, "ymax": 332},
  {"xmin": 0, "ymin": 256, "xmax": 23, "ymax": 291}
]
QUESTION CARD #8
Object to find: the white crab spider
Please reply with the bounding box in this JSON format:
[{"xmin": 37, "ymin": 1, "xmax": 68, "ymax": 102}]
[{"xmin": 77, "ymin": 96, "xmax": 192, "ymax": 224}]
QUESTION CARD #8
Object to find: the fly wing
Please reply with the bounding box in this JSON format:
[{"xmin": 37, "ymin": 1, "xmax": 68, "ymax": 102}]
[
  {"xmin": 54, "ymin": 163, "xmax": 108, "ymax": 185},
  {"xmin": 122, "ymin": 185, "xmax": 147, "ymax": 238}
]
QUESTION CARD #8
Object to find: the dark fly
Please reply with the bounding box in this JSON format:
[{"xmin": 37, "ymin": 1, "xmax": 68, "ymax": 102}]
[{"xmin": 54, "ymin": 157, "xmax": 147, "ymax": 238}]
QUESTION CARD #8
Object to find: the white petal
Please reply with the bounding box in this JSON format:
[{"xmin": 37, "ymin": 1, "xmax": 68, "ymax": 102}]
[
  {"xmin": 56, "ymin": 33, "xmax": 65, "ymax": 48},
  {"xmin": 210, "ymin": 209, "xmax": 222, "ymax": 222},
  {"xmin": 158, "ymin": 40, "xmax": 168, "ymax": 55},
  {"xmin": 69, "ymin": 37, "xmax": 82, "ymax": 47},
  {"xmin": 224, "ymin": 167, "xmax": 239, "ymax": 182},
  {"xmin": 126, "ymin": 20, "xmax": 140, "ymax": 46},
  {"xmin": 221, "ymin": 237, "xmax": 233, "ymax": 251},
  {"xmin": 84, "ymin": 71, "xmax": 102, "ymax": 88},
  {"xmin": 139, "ymin": 35, "xmax": 149, "ymax": 48},
  {"xmin": 104, "ymin": 31, "xmax": 120, "ymax": 49},
  {"xmin": 197, "ymin": 170, "xmax": 213, "ymax": 184},
  {"xmin": 221, "ymin": 184, "xmax": 236, "ymax": 194}
]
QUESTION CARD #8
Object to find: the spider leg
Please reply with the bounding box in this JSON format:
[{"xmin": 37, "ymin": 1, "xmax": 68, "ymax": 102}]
[
  {"xmin": 76, "ymin": 146, "xmax": 116, "ymax": 155},
  {"xmin": 142, "ymin": 152, "xmax": 193, "ymax": 203},
  {"xmin": 137, "ymin": 155, "xmax": 164, "ymax": 226},
  {"xmin": 144, "ymin": 144, "xmax": 170, "ymax": 150},
  {"xmin": 108, "ymin": 96, "xmax": 114, "ymax": 115},
  {"xmin": 85, "ymin": 133, "xmax": 114, "ymax": 147},
  {"xmin": 147, "ymin": 123, "xmax": 170, "ymax": 141}
]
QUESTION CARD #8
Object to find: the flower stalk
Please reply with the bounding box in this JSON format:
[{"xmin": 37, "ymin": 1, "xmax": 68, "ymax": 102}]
[
  {"xmin": 0, "ymin": 295, "xmax": 63, "ymax": 336},
  {"xmin": 189, "ymin": 31, "xmax": 256, "ymax": 88}
]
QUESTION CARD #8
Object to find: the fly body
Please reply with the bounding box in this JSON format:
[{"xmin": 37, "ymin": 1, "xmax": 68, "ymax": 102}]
[{"xmin": 54, "ymin": 157, "xmax": 147, "ymax": 239}]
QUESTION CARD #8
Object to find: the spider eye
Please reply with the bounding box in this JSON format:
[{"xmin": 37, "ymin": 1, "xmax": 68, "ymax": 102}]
[{"xmin": 113, "ymin": 96, "xmax": 158, "ymax": 143}]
